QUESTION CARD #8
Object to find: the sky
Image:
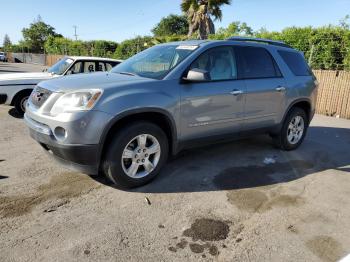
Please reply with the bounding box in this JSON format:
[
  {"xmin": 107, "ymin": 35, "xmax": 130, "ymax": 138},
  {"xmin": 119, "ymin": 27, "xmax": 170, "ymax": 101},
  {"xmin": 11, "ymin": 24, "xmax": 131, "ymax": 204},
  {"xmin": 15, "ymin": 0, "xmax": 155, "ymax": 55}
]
[{"xmin": 0, "ymin": 0, "xmax": 349, "ymax": 44}]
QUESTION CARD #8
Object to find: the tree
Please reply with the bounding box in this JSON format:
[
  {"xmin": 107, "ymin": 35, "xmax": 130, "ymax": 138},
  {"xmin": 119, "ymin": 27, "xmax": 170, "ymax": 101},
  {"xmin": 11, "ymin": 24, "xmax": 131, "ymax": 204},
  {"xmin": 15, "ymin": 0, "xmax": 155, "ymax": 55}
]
[
  {"xmin": 3, "ymin": 34, "xmax": 12, "ymax": 51},
  {"xmin": 114, "ymin": 36, "xmax": 154, "ymax": 60},
  {"xmin": 213, "ymin": 21, "xmax": 253, "ymax": 39},
  {"xmin": 181, "ymin": 0, "xmax": 231, "ymax": 39},
  {"xmin": 339, "ymin": 15, "xmax": 350, "ymax": 29},
  {"xmin": 152, "ymin": 14, "xmax": 189, "ymax": 36},
  {"xmin": 22, "ymin": 15, "xmax": 62, "ymax": 53}
]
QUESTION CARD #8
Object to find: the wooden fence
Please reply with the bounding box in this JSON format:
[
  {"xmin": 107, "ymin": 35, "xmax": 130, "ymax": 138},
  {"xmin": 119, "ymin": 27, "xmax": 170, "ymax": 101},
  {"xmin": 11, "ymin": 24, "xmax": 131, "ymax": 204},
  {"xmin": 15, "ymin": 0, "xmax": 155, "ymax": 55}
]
[
  {"xmin": 45, "ymin": 54, "xmax": 64, "ymax": 66},
  {"xmin": 313, "ymin": 70, "xmax": 350, "ymax": 119}
]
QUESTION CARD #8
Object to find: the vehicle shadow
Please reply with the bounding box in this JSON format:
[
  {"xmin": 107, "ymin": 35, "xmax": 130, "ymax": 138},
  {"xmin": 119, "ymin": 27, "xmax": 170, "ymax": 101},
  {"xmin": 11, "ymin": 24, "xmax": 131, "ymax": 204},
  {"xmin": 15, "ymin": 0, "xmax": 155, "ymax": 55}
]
[
  {"xmin": 92, "ymin": 126, "xmax": 350, "ymax": 193},
  {"xmin": 8, "ymin": 108, "xmax": 23, "ymax": 119}
]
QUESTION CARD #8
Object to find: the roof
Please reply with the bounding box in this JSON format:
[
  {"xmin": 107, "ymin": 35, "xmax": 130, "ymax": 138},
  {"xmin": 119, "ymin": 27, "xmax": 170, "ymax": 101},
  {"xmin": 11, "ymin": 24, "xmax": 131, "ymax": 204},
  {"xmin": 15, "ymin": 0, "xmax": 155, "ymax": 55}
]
[
  {"xmin": 67, "ymin": 56, "xmax": 123, "ymax": 62},
  {"xmin": 161, "ymin": 40, "xmax": 209, "ymax": 46},
  {"xmin": 163, "ymin": 38, "xmax": 293, "ymax": 50},
  {"xmin": 226, "ymin": 36, "xmax": 292, "ymax": 48}
]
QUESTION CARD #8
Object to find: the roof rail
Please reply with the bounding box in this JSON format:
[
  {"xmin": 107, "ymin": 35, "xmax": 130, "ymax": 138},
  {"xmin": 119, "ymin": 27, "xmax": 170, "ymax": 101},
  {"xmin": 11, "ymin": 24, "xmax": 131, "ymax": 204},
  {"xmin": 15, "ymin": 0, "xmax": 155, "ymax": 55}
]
[{"xmin": 226, "ymin": 36, "xmax": 292, "ymax": 48}]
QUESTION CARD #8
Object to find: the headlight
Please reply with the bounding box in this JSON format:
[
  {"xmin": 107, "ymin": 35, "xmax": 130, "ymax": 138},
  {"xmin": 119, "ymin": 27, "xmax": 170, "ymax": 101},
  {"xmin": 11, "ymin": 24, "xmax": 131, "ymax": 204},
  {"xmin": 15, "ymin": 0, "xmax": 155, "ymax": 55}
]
[{"xmin": 50, "ymin": 89, "xmax": 102, "ymax": 115}]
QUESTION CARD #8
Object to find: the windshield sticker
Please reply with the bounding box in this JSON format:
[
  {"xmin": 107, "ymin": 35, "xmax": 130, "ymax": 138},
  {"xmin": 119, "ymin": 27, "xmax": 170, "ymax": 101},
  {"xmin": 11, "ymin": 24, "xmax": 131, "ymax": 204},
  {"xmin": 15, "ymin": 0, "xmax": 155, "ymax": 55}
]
[{"xmin": 176, "ymin": 45, "xmax": 198, "ymax": 51}]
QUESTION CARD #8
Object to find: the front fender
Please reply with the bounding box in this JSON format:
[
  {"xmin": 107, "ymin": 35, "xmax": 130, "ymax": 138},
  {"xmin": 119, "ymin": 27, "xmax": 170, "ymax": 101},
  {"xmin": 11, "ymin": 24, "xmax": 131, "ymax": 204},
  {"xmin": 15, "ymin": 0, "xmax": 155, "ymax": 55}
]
[
  {"xmin": 0, "ymin": 85, "xmax": 35, "ymax": 105},
  {"xmin": 95, "ymin": 81, "xmax": 180, "ymax": 156}
]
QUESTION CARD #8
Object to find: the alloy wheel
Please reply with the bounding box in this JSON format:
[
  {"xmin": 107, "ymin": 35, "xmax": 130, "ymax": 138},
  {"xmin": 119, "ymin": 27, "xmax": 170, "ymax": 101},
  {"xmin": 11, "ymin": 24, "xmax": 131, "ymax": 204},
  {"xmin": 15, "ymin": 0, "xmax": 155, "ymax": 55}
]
[
  {"xmin": 287, "ymin": 115, "xmax": 304, "ymax": 144},
  {"xmin": 121, "ymin": 134, "xmax": 161, "ymax": 178}
]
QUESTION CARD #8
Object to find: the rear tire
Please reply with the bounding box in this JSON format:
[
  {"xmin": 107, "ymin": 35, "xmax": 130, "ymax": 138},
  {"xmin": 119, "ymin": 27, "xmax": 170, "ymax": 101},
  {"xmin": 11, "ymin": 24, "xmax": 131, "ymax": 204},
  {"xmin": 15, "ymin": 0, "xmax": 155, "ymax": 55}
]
[
  {"xmin": 272, "ymin": 107, "xmax": 308, "ymax": 151},
  {"xmin": 103, "ymin": 122, "xmax": 169, "ymax": 188}
]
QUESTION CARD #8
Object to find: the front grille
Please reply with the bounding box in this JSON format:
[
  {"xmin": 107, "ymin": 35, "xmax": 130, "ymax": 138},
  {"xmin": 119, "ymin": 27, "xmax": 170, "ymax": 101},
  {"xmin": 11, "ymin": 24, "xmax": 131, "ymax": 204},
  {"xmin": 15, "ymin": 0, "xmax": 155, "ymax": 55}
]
[{"xmin": 30, "ymin": 86, "xmax": 52, "ymax": 108}]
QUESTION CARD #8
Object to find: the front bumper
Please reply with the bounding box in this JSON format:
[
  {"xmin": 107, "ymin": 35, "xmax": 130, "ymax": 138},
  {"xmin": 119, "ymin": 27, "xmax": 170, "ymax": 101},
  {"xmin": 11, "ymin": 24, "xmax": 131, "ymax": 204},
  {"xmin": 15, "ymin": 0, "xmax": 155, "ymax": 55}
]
[
  {"xmin": 25, "ymin": 114, "xmax": 101, "ymax": 175},
  {"xmin": 0, "ymin": 94, "xmax": 7, "ymax": 104}
]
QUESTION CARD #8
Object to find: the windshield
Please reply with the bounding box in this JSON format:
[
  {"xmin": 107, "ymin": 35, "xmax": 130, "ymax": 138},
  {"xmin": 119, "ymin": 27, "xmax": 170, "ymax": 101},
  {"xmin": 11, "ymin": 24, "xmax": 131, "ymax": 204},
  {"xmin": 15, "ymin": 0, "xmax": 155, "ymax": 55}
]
[
  {"xmin": 111, "ymin": 44, "xmax": 197, "ymax": 80},
  {"xmin": 48, "ymin": 57, "xmax": 74, "ymax": 75}
]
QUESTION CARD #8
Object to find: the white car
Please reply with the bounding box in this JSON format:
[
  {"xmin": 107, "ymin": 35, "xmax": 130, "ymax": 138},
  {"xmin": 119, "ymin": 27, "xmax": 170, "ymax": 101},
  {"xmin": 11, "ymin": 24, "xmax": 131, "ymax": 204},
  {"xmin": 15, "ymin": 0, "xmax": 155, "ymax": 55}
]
[
  {"xmin": 0, "ymin": 56, "xmax": 122, "ymax": 114},
  {"xmin": 0, "ymin": 52, "xmax": 7, "ymax": 62}
]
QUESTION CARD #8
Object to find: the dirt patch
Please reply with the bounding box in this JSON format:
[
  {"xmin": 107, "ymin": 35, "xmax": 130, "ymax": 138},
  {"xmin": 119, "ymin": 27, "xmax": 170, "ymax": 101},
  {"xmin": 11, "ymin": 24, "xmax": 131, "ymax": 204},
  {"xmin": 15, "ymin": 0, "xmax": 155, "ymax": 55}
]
[
  {"xmin": 306, "ymin": 236, "xmax": 345, "ymax": 262},
  {"xmin": 0, "ymin": 195, "xmax": 39, "ymax": 218},
  {"xmin": 187, "ymin": 243, "xmax": 219, "ymax": 256},
  {"xmin": 227, "ymin": 190, "xmax": 268, "ymax": 212},
  {"xmin": 189, "ymin": 243, "xmax": 205, "ymax": 253},
  {"xmin": 214, "ymin": 160, "xmax": 314, "ymax": 190},
  {"xmin": 168, "ymin": 246, "xmax": 177, "ymax": 253},
  {"xmin": 227, "ymin": 189, "xmax": 304, "ymax": 213},
  {"xmin": 0, "ymin": 172, "xmax": 100, "ymax": 218},
  {"xmin": 176, "ymin": 239, "xmax": 188, "ymax": 249},
  {"xmin": 262, "ymin": 194, "xmax": 304, "ymax": 210},
  {"xmin": 208, "ymin": 245, "xmax": 219, "ymax": 256},
  {"xmin": 183, "ymin": 218, "xmax": 230, "ymax": 241}
]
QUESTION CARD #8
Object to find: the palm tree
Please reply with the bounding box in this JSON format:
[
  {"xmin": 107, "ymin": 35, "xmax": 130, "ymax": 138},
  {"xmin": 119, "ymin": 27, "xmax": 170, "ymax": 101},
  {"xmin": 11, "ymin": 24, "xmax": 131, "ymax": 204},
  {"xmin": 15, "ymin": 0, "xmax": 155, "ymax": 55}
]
[{"xmin": 181, "ymin": 0, "xmax": 231, "ymax": 40}]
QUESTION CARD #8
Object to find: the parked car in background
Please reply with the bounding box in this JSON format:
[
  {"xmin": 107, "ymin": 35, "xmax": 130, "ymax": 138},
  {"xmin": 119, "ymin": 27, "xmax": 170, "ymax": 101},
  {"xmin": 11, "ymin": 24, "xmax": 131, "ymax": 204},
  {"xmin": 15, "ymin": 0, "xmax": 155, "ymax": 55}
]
[
  {"xmin": 0, "ymin": 56, "xmax": 122, "ymax": 114},
  {"xmin": 25, "ymin": 37, "xmax": 318, "ymax": 188},
  {"xmin": 0, "ymin": 52, "xmax": 7, "ymax": 62}
]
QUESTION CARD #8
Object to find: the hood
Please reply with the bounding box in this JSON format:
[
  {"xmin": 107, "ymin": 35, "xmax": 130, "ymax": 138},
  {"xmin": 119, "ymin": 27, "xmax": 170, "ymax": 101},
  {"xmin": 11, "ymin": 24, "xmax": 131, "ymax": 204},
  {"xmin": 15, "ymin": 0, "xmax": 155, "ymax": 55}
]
[
  {"xmin": 38, "ymin": 72, "xmax": 154, "ymax": 92},
  {"xmin": 0, "ymin": 72, "xmax": 56, "ymax": 85}
]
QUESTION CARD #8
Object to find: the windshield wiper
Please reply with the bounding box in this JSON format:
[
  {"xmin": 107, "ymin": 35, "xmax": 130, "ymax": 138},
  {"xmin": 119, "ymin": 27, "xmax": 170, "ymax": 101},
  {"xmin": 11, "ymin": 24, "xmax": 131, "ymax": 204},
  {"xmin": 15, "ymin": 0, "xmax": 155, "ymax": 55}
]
[{"xmin": 117, "ymin": 71, "xmax": 138, "ymax": 76}]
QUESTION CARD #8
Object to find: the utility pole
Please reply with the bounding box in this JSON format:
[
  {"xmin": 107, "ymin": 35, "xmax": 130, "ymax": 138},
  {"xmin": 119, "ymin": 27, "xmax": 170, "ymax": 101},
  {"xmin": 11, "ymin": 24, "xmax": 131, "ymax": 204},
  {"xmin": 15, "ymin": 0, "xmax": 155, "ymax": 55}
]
[{"xmin": 73, "ymin": 25, "xmax": 78, "ymax": 41}]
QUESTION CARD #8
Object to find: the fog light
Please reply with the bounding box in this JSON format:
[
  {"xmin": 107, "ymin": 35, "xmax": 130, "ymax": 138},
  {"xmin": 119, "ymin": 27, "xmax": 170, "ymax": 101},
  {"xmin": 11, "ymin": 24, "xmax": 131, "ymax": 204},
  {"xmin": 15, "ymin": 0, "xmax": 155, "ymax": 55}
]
[{"xmin": 54, "ymin": 126, "xmax": 67, "ymax": 140}]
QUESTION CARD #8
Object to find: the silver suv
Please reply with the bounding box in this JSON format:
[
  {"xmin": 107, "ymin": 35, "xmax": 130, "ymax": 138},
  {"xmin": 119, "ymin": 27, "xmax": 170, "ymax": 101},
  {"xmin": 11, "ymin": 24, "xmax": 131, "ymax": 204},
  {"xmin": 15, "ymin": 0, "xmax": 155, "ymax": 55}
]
[{"xmin": 25, "ymin": 37, "xmax": 318, "ymax": 188}]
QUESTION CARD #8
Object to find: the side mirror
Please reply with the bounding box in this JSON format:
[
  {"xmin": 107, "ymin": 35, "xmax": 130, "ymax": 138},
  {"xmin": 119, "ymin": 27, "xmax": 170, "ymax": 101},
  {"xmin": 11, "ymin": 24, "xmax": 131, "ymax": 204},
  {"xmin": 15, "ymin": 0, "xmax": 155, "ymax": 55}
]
[{"xmin": 183, "ymin": 68, "xmax": 210, "ymax": 82}]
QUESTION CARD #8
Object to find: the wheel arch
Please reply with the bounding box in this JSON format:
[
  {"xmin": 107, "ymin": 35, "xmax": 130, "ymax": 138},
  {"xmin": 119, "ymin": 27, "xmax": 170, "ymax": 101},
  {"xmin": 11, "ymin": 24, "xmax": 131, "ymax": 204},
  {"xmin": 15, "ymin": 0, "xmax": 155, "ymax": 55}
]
[
  {"xmin": 271, "ymin": 98, "xmax": 312, "ymax": 135},
  {"xmin": 284, "ymin": 99, "xmax": 312, "ymax": 124},
  {"xmin": 98, "ymin": 108, "xmax": 179, "ymax": 168},
  {"xmin": 10, "ymin": 88, "xmax": 33, "ymax": 106}
]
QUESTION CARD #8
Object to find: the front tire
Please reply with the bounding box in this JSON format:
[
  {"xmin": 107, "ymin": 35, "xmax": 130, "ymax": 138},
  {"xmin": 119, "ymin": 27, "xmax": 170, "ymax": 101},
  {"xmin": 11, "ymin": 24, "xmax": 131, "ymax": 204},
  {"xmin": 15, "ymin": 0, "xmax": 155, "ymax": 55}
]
[
  {"xmin": 103, "ymin": 122, "xmax": 169, "ymax": 188},
  {"xmin": 272, "ymin": 107, "xmax": 308, "ymax": 151},
  {"xmin": 14, "ymin": 92, "xmax": 30, "ymax": 115}
]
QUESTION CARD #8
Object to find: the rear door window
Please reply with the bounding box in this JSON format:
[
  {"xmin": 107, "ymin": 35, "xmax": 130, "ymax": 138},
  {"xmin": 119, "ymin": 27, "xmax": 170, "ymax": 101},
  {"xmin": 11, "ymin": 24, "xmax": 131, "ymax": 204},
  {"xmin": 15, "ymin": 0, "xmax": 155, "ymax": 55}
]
[
  {"xmin": 235, "ymin": 46, "xmax": 281, "ymax": 79},
  {"xmin": 97, "ymin": 62, "xmax": 106, "ymax": 72},
  {"xmin": 83, "ymin": 61, "xmax": 96, "ymax": 73},
  {"xmin": 278, "ymin": 50, "xmax": 311, "ymax": 76}
]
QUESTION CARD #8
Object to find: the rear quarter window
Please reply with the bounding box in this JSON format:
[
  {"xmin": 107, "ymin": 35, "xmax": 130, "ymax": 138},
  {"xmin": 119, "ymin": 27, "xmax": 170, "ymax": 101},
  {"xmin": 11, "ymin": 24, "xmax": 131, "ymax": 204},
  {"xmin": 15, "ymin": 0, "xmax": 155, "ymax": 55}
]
[
  {"xmin": 235, "ymin": 46, "xmax": 281, "ymax": 79},
  {"xmin": 105, "ymin": 62, "xmax": 119, "ymax": 71},
  {"xmin": 278, "ymin": 50, "xmax": 311, "ymax": 76}
]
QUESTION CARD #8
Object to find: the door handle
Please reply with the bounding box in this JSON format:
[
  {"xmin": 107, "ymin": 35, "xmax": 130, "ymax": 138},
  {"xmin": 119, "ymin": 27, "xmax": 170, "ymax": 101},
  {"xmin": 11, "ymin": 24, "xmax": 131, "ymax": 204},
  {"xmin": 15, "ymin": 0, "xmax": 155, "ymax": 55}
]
[
  {"xmin": 230, "ymin": 89, "xmax": 243, "ymax": 96},
  {"xmin": 276, "ymin": 86, "xmax": 286, "ymax": 92}
]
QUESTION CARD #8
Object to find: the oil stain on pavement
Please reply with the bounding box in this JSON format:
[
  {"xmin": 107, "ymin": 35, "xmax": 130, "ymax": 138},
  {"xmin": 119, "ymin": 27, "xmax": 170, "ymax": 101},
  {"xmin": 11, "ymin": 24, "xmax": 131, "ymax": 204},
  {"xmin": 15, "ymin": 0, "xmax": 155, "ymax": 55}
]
[
  {"xmin": 183, "ymin": 218, "xmax": 229, "ymax": 241},
  {"xmin": 306, "ymin": 235, "xmax": 345, "ymax": 262},
  {"xmin": 168, "ymin": 218, "xmax": 230, "ymax": 256},
  {"xmin": 212, "ymin": 160, "xmax": 312, "ymax": 213},
  {"xmin": 0, "ymin": 172, "xmax": 100, "ymax": 218},
  {"xmin": 214, "ymin": 160, "xmax": 314, "ymax": 190}
]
